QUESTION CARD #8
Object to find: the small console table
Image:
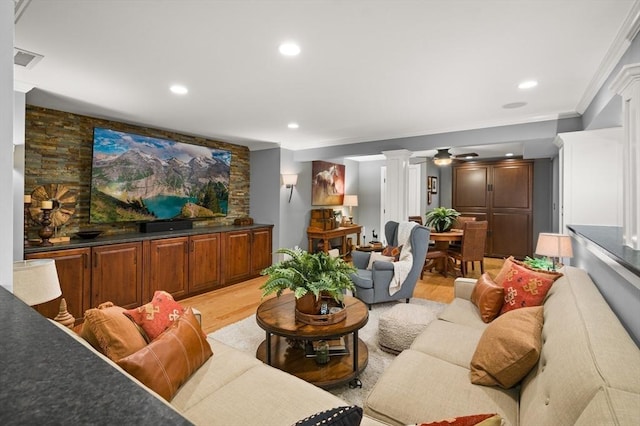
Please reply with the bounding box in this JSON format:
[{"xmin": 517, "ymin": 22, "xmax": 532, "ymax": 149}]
[{"xmin": 307, "ymin": 225, "xmax": 362, "ymax": 255}]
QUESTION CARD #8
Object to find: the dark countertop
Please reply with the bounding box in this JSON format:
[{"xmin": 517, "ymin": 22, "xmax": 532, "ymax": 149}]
[
  {"xmin": 0, "ymin": 286, "xmax": 191, "ymax": 425},
  {"xmin": 567, "ymin": 225, "xmax": 640, "ymax": 276},
  {"xmin": 25, "ymin": 223, "xmax": 273, "ymax": 254}
]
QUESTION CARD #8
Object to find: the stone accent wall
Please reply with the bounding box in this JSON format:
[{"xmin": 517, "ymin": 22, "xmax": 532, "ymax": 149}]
[{"xmin": 25, "ymin": 105, "xmax": 250, "ymax": 237}]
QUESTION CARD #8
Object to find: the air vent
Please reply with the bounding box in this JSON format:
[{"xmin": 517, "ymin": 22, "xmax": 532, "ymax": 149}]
[{"xmin": 14, "ymin": 48, "xmax": 43, "ymax": 69}]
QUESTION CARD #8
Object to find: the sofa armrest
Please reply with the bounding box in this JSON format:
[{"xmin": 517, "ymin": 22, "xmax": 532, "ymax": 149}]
[
  {"xmin": 352, "ymin": 250, "xmax": 371, "ymax": 270},
  {"xmin": 454, "ymin": 278, "xmax": 477, "ymax": 300}
]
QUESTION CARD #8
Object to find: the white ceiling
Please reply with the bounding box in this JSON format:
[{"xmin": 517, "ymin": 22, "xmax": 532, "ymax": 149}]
[{"xmin": 14, "ymin": 0, "xmax": 638, "ymax": 156}]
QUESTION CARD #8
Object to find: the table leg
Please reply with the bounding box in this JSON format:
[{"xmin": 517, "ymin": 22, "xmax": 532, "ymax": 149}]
[
  {"xmin": 308, "ymin": 237, "xmax": 313, "ymax": 253},
  {"xmin": 349, "ymin": 331, "xmax": 362, "ymax": 388},
  {"xmin": 266, "ymin": 331, "xmax": 272, "ymax": 365}
]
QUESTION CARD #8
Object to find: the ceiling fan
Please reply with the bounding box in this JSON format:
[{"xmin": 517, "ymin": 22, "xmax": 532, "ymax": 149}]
[{"xmin": 433, "ymin": 148, "xmax": 479, "ymax": 165}]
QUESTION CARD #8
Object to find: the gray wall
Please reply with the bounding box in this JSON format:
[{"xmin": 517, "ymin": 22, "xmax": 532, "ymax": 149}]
[
  {"xmin": 570, "ymin": 233, "xmax": 640, "ymax": 346},
  {"xmin": 533, "ymin": 158, "xmax": 554, "ymax": 241},
  {"xmin": 250, "ymin": 148, "xmax": 281, "ymax": 257}
]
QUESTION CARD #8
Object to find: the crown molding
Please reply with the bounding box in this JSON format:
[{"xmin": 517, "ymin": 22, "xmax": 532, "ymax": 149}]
[
  {"xmin": 576, "ymin": 0, "xmax": 640, "ymax": 113},
  {"xmin": 611, "ymin": 63, "xmax": 640, "ymax": 95},
  {"xmin": 14, "ymin": 80, "xmax": 35, "ymax": 93}
]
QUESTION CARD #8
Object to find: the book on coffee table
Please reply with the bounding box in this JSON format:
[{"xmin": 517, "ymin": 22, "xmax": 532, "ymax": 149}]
[{"xmin": 304, "ymin": 338, "xmax": 349, "ymax": 358}]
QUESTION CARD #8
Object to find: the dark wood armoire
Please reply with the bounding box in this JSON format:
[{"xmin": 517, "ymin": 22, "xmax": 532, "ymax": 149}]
[{"xmin": 452, "ymin": 159, "xmax": 533, "ymax": 258}]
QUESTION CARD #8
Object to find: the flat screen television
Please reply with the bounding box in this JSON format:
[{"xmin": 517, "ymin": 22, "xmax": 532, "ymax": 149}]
[{"xmin": 89, "ymin": 127, "xmax": 231, "ymax": 224}]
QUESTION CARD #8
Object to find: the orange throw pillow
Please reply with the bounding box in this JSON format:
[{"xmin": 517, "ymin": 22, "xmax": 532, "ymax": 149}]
[
  {"xmin": 382, "ymin": 245, "xmax": 402, "ymax": 261},
  {"xmin": 80, "ymin": 303, "xmax": 147, "ymax": 361},
  {"xmin": 495, "ymin": 257, "xmax": 562, "ymax": 315},
  {"xmin": 470, "ymin": 306, "xmax": 544, "ymax": 389},
  {"xmin": 470, "ymin": 273, "xmax": 504, "ymax": 323},
  {"xmin": 117, "ymin": 308, "xmax": 213, "ymax": 401},
  {"xmin": 125, "ymin": 290, "xmax": 184, "ymax": 340}
]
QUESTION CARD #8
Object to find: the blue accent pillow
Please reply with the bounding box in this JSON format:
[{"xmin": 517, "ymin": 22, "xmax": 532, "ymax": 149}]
[{"xmin": 293, "ymin": 405, "xmax": 363, "ymax": 426}]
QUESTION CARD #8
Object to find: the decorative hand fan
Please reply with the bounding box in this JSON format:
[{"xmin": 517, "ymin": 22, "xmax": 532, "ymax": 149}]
[{"xmin": 30, "ymin": 184, "xmax": 77, "ymax": 227}]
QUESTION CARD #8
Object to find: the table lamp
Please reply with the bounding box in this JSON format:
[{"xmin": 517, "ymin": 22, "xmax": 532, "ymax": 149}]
[
  {"xmin": 535, "ymin": 233, "xmax": 573, "ymax": 271},
  {"xmin": 343, "ymin": 195, "xmax": 358, "ymax": 224},
  {"xmin": 13, "ymin": 259, "xmax": 75, "ymax": 328}
]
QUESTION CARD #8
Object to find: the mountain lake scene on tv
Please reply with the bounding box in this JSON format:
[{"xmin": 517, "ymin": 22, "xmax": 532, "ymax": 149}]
[{"xmin": 90, "ymin": 128, "xmax": 230, "ymax": 223}]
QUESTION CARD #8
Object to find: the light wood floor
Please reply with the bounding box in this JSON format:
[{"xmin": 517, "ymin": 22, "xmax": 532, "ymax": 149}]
[{"xmin": 181, "ymin": 257, "xmax": 505, "ymax": 334}]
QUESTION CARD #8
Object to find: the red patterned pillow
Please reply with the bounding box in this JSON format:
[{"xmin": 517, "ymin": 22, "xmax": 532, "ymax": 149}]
[
  {"xmin": 382, "ymin": 245, "xmax": 402, "ymax": 261},
  {"xmin": 125, "ymin": 291, "xmax": 184, "ymax": 340},
  {"xmin": 418, "ymin": 413, "xmax": 501, "ymax": 426},
  {"xmin": 495, "ymin": 258, "xmax": 562, "ymax": 315}
]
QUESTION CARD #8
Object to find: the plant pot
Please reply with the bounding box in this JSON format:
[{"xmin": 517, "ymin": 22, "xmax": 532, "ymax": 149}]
[
  {"xmin": 295, "ymin": 293, "xmax": 322, "ymax": 315},
  {"xmin": 434, "ymin": 224, "xmax": 452, "ymax": 233}
]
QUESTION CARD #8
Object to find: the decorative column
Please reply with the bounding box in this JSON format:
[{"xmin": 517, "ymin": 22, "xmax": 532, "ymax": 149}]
[
  {"xmin": 382, "ymin": 150, "xmax": 412, "ymax": 224},
  {"xmin": 611, "ymin": 63, "xmax": 640, "ymax": 250}
]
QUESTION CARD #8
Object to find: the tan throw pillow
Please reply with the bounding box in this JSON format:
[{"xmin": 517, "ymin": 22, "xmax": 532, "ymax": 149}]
[
  {"xmin": 470, "ymin": 273, "xmax": 504, "ymax": 323},
  {"xmin": 366, "ymin": 252, "xmax": 395, "ymax": 270},
  {"xmin": 80, "ymin": 304, "xmax": 147, "ymax": 362},
  {"xmin": 117, "ymin": 308, "xmax": 213, "ymax": 401},
  {"xmin": 470, "ymin": 306, "xmax": 544, "ymax": 388}
]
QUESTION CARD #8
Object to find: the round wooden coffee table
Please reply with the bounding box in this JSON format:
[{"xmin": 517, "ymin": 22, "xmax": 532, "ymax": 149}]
[{"xmin": 256, "ymin": 293, "xmax": 369, "ymax": 389}]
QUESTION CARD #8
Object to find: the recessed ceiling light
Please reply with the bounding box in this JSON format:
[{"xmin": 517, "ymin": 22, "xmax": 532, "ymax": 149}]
[
  {"xmin": 170, "ymin": 84, "xmax": 188, "ymax": 95},
  {"xmin": 505, "ymin": 152, "xmax": 514, "ymax": 157},
  {"xmin": 279, "ymin": 42, "xmax": 300, "ymax": 56},
  {"xmin": 518, "ymin": 80, "xmax": 538, "ymax": 89},
  {"xmin": 287, "ymin": 122, "xmax": 299, "ymax": 129}
]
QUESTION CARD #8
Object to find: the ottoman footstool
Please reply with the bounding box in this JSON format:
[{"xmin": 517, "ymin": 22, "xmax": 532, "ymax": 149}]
[{"xmin": 378, "ymin": 303, "xmax": 439, "ymax": 354}]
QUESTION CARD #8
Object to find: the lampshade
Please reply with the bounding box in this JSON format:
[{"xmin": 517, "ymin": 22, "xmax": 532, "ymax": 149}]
[
  {"xmin": 281, "ymin": 174, "xmax": 298, "ymax": 187},
  {"xmin": 535, "ymin": 233, "xmax": 573, "ymax": 258},
  {"xmin": 343, "ymin": 195, "xmax": 358, "ymax": 207},
  {"xmin": 13, "ymin": 259, "xmax": 62, "ymax": 306}
]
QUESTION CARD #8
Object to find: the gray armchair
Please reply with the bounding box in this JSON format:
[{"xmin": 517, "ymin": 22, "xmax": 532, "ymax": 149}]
[{"xmin": 350, "ymin": 221, "xmax": 430, "ymax": 309}]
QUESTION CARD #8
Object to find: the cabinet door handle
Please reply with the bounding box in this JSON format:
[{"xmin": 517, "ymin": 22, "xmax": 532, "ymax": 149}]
[
  {"xmin": 94, "ymin": 254, "xmax": 98, "ymax": 268},
  {"xmin": 191, "ymin": 241, "xmax": 195, "ymax": 252},
  {"xmin": 83, "ymin": 252, "xmax": 88, "ymax": 269},
  {"xmin": 185, "ymin": 241, "xmax": 189, "ymax": 254}
]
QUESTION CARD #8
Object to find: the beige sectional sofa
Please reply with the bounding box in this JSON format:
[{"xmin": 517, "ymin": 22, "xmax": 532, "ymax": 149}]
[
  {"xmin": 364, "ymin": 266, "xmax": 640, "ymax": 425},
  {"xmin": 56, "ymin": 318, "xmax": 385, "ymax": 425}
]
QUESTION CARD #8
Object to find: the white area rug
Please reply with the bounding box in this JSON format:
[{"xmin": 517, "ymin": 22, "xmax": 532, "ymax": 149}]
[{"xmin": 209, "ymin": 298, "xmax": 446, "ymax": 407}]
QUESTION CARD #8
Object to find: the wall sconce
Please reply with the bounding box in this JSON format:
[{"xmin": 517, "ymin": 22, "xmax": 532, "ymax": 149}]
[
  {"xmin": 343, "ymin": 195, "xmax": 358, "ymax": 224},
  {"xmin": 535, "ymin": 233, "xmax": 573, "ymax": 271},
  {"xmin": 282, "ymin": 174, "xmax": 298, "ymax": 203}
]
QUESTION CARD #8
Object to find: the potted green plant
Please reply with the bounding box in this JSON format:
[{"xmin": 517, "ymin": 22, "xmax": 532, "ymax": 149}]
[
  {"xmin": 260, "ymin": 247, "xmax": 356, "ymax": 314},
  {"xmin": 522, "ymin": 256, "xmax": 554, "ymax": 271},
  {"xmin": 425, "ymin": 207, "xmax": 460, "ymax": 232}
]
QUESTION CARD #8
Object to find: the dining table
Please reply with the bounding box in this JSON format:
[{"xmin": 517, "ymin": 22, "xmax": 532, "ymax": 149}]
[{"xmin": 427, "ymin": 229, "xmax": 464, "ymax": 276}]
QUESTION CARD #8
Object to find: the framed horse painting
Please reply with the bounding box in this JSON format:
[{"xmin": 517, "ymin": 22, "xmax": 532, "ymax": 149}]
[{"xmin": 312, "ymin": 161, "xmax": 345, "ymax": 206}]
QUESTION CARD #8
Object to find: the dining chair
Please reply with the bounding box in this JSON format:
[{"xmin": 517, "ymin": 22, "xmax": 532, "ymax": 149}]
[
  {"xmin": 408, "ymin": 216, "xmax": 423, "ymax": 225},
  {"xmin": 447, "ymin": 220, "xmax": 488, "ymax": 277},
  {"xmin": 453, "ymin": 215, "xmax": 476, "ymax": 229},
  {"xmin": 449, "ymin": 216, "xmax": 476, "ymax": 250},
  {"xmin": 421, "ymin": 247, "xmax": 448, "ymax": 278}
]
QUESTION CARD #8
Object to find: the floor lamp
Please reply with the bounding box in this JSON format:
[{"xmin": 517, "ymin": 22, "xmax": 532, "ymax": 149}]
[{"xmin": 13, "ymin": 259, "xmax": 75, "ymax": 328}]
